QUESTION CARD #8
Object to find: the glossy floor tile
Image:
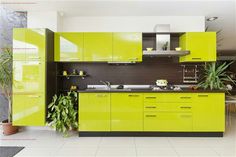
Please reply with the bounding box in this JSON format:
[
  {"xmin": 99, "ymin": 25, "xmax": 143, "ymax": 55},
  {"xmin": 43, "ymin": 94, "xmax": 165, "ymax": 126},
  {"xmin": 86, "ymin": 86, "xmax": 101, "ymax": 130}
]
[{"xmin": 0, "ymin": 115, "xmax": 235, "ymax": 157}]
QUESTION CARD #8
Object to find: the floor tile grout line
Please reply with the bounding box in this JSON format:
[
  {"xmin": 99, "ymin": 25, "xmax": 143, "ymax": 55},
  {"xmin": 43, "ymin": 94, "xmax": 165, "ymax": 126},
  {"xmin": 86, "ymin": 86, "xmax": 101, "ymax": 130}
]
[
  {"xmin": 133, "ymin": 137, "xmax": 138, "ymax": 157},
  {"xmin": 167, "ymin": 137, "xmax": 181, "ymax": 157},
  {"xmin": 95, "ymin": 136, "xmax": 103, "ymax": 157}
]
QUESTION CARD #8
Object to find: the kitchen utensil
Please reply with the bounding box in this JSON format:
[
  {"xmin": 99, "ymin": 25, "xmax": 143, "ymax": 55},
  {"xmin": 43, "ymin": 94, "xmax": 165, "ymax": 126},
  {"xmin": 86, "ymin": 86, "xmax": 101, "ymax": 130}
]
[
  {"xmin": 175, "ymin": 47, "xmax": 182, "ymax": 51},
  {"xmin": 156, "ymin": 79, "xmax": 168, "ymax": 87},
  {"xmin": 146, "ymin": 48, "xmax": 153, "ymax": 51},
  {"xmin": 63, "ymin": 71, "xmax": 67, "ymax": 76},
  {"xmin": 79, "ymin": 71, "xmax": 84, "ymax": 76}
]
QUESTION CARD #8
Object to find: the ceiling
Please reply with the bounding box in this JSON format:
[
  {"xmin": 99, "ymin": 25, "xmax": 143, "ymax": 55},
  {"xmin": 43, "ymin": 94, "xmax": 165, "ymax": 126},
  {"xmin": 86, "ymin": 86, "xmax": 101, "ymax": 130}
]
[{"xmin": 1, "ymin": 0, "xmax": 236, "ymax": 50}]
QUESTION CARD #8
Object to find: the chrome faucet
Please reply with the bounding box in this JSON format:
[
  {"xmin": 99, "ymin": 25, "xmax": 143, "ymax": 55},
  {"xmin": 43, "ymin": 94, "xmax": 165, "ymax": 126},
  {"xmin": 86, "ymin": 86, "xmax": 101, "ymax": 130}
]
[{"xmin": 100, "ymin": 80, "xmax": 111, "ymax": 89}]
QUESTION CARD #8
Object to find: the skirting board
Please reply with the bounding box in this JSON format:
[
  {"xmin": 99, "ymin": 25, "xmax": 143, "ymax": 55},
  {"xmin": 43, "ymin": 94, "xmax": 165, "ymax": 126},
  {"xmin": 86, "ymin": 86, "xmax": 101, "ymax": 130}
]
[{"xmin": 79, "ymin": 132, "xmax": 224, "ymax": 137}]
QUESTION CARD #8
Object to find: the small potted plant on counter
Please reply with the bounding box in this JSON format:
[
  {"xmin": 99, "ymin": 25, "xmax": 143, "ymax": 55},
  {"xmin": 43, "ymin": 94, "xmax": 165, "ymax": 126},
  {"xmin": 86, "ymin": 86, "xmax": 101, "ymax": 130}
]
[
  {"xmin": 198, "ymin": 61, "xmax": 236, "ymax": 91},
  {"xmin": 0, "ymin": 48, "xmax": 18, "ymax": 135},
  {"xmin": 47, "ymin": 91, "xmax": 78, "ymax": 137}
]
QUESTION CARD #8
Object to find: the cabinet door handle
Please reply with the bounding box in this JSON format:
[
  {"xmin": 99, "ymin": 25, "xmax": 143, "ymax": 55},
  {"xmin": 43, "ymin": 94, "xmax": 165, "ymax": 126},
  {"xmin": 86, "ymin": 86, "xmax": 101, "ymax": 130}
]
[
  {"xmin": 128, "ymin": 95, "xmax": 140, "ymax": 97},
  {"xmin": 192, "ymin": 58, "xmax": 202, "ymax": 60},
  {"xmin": 28, "ymin": 95, "xmax": 40, "ymax": 98},
  {"xmin": 180, "ymin": 115, "xmax": 192, "ymax": 118},
  {"xmin": 145, "ymin": 97, "xmax": 156, "ymax": 99},
  {"xmin": 145, "ymin": 106, "xmax": 157, "ymax": 109},
  {"xmin": 28, "ymin": 56, "xmax": 40, "ymax": 59},
  {"xmin": 180, "ymin": 96, "xmax": 191, "ymax": 99},
  {"xmin": 145, "ymin": 115, "xmax": 157, "ymax": 117},
  {"xmin": 198, "ymin": 95, "xmax": 208, "ymax": 97},
  {"xmin": 180, "ymin": 106, "xmax": 192, "ymax": 109},
  {"xmin": 96, "ymin": 94, "xmax": 107, "ymax": 97}
]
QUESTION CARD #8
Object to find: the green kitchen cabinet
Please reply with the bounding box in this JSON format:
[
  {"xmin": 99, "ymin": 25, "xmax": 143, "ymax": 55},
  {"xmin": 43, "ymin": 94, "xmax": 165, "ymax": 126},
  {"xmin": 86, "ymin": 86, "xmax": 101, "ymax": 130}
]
[
  {"xmin": 144, "ymin": 112, "xmax": 193, "ymax": 132},
  {"xmin": 12, "ymin": 94, "xmax": 45, "ymax": 126},
  {"xmin": 13, "ymin": 61, "xmax": 46, "ymax": 94},
  {"xmin": 79, "ymin": 93, "xmax": 111, "ymax": 131},
  {"xmin": 193, "ymin": 93, "xmax": 225, "ymax": 132},
  {"xmin": 111, "ymin": 93, "xmax": 143, "ymax": 131},
  {"xmin": 179, "ymin": 32, "xmax": 216, "ymax": 62},
  {"xmin": 84, "ymin": 33, "xmax": 113, "ymax": 61},
  {"xmin": 13, "ymin": 28, "xmax": 46, "ymax": 61},
  {"xmin": 54, "ymin": 32, "xmax": 83, "ymax": 62},
  {"xmin": 12, "ymin": 28, "xmax": 55, "ymax": 126},
  {"xmin": 113, "ymin": 32, "xmax": 142, "ymax": 62}
]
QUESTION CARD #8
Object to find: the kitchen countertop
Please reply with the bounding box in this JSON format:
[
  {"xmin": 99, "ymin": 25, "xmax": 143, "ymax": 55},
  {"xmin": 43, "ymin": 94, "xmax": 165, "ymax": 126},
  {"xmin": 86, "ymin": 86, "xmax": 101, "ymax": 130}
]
[{"xmin": 77, "ymin": 89, "xmax": 226, "ymax": 93}]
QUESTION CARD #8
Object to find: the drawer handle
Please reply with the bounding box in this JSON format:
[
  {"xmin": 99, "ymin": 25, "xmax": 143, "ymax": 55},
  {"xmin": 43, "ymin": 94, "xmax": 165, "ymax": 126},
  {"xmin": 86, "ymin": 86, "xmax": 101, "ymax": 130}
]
[
  {"xmin": 180, "ymin": 97, "xmax": 191, "ymax": 99},
  {"xmin": 96, "ymin": 94, "xmax": 107, "ymax": 97},
  {"xmin": 180, "ymin": 106, "xmax": 192, "ymax": 109},
  {"xmin": 145, "ymin": 106, "xmax": 157, "ymax": 109},
  {"xmin": 145, "ymin": 97, "xmax": 156, "ymax": 99},
  {"xmin": 28, "ymin": 95, "xmax": 40, "ymax": 98},
  {"xmin": 146, "ymin": 115, "xmax": 156, "ymax": 117},
  {"xmin": 198, "ymin": 95, "xmax": 208, "ymax": 97},
  {"xmin": 192, "ymin": 58, "xmax": 202, "ymax": 60},
  {"xmin": 128, "ymin": 95, "xmax": 140, "ymax": 97}
]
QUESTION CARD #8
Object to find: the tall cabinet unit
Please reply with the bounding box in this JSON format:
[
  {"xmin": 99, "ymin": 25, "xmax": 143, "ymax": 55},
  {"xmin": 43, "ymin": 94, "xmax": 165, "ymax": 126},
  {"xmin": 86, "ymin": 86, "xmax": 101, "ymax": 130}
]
[{"xmin": 13, "ymin": 28, "xmax": 55, "ymax": 126}]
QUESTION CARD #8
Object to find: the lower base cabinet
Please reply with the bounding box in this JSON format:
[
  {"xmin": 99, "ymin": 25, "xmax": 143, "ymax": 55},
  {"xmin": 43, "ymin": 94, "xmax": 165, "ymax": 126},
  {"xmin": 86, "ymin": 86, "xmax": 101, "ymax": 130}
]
[
  {"xmin": 78, "ymin": 92, "xmax": 225, "ymax": 133},
  {"xmin": 144, "ymin": 112, "xmax": 193, "ymax": 132},
  {"xmin": 79, "ymin": 93, "xmax": 110, "ymax": 131}
]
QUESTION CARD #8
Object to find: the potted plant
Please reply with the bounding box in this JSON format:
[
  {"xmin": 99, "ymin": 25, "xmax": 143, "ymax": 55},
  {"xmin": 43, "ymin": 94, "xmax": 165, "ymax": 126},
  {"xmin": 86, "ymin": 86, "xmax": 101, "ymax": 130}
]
[
  {"xmin": 0, "ymin": 48, "xmax": 18, "ymax": 135},
  {"xmin": 198, "ymin": 62, "xmax": 236, "ymax": 90},
  {"xmin": 47, "ymin": 91, "xmax": 78, "ymax": 137}
]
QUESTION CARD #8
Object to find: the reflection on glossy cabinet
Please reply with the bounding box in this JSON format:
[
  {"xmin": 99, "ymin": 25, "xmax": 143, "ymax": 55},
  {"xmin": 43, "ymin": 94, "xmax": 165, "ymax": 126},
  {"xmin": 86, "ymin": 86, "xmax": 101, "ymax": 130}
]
[
  {"xmin": 179, "ymin": 32, "xmax": 216, "ymax": 62},
  {"xmin": 12, "ymin": 94, "xmax": 45, "ymax": 126},
  {"xmin": 54, "ymin": 32, "xmax": 83, "ymax": 61},
  {"xmin": 13, "ymin": 61, "xmax": 45, "ymax": 93},
  {"xmin": 111, "ymin": 93, "xmax": 143, "ymax": 131},
  {"xmin": 113, "ymin": 33, "xmax": 142, "ymax": 62},
  {"xmin": 13, "ymin": 28, "xmax": 26, "ymax": 60},
  {"xmin": 84, "ymin": 33, "xmax": 113, "ymax": 61},
  {"xmin": 79, "ymin": 93, "xmax": 111, "ymax": 131}
]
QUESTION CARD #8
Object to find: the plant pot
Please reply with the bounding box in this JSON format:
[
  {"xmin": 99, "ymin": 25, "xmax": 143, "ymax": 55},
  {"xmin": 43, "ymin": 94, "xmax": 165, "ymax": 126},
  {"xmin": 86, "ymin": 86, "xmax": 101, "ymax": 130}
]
[{"xmin": 2, "ymin": 120, "xmax": 18, "ymax": 135}]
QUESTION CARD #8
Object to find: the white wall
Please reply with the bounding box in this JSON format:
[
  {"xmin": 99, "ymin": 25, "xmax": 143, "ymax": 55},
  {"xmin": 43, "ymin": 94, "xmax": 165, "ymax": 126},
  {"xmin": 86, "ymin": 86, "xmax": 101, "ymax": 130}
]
[
  {"xmin": 27, "ymin": 11, "xmax": 62, "ymax": 31},
  {"xmin": 62, "ymin": 16, "xmax": 205, "ymax": 32}
]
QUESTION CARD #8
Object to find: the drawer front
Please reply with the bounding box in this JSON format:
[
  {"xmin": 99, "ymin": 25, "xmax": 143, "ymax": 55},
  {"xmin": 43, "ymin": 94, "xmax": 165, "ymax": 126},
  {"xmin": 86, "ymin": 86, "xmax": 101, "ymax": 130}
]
[
  {"xmin": 144, "ymin": 93, "xmax": 194, "ymax": 103},
  {"xmin": 144, "ymin": 102, "xmax": 192, "ymax": 112},
  {"xmin": 144, "ymin": 112, "xmax": 193, "ymax": 131}
]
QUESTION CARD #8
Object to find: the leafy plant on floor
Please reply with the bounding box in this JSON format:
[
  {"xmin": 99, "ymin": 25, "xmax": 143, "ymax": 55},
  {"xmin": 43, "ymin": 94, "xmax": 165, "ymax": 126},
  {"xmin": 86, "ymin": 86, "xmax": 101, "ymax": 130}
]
[
  {"xmin": 47, "ymin": 91, "xmax": 78, "ymax": 136},
  {"xmin": 198, "ymin": 61, "xmax": 236, "ymax": 90},
  {"xmin": 0, "ymin": 48, "xmax": 13, "ymax": 123}
]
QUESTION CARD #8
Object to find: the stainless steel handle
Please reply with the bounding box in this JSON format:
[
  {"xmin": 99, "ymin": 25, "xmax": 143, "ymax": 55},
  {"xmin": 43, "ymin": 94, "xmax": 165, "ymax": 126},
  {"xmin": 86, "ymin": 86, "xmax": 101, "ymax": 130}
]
[
  {"xmin": 28, "ymin": 56, "xmax": 40, "ymax": 59},
  {"xmin": 198, "ymin": 94, "xmax": 208, "ymax": 97},
  {"xmin": 146, "ymin": 115, "xmax": 157, "ymax": 117},
  {"xmin": 180, "ymin": 96, "xmax": 191, "ymax": 99},
  {"xmin": 28, "ymin": 95, "xmax": 40, "ymax": 98},
  {"xmin": 180, "ymin": 106, "xmax": 192, "ymax": 109},
  {"xmin": 145, "ymin": 106, "xmax": 157, "ymax": 109},
  {"xmin": 192, "ymin": 58, "xmax": 202, "ymax": 60},
  {"xmin": 145, "ymin": 97, "xmax": 157, "ymax": 99}
]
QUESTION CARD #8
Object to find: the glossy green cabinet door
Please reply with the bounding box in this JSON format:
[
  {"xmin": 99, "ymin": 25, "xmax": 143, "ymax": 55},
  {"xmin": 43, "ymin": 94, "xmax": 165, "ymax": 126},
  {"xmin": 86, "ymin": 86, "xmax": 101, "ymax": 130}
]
[
  {"xmin": 179, "ymin": 32, "xmax": 216, "ymax": 62},
  {"xmin": 111, "ymin": 93, "xmax": 143, "ymax": 131},
  {"xmin": 144, "ymin": 112, "xmax": 193, "ymax": 132},
  {"xmin": 54, "ymin": 32, "xmax": 83, "ymax": 62},
  {"xmin": 84, "ymin": 33, "xmax": 112, "ymax": 61},
  {"xmin": 13, "ymin": 94, "xmax": 45, "ymax": 126},
  {"xmin": 13, "ymin": 61, "xmax": 45, "ymax": 94},
  {"xmin": 13, "ymin": 28, "xmax": 26, "ymax": 61},
  {"xmin": 193, "ymin": 93, "xmax": 225, "ymax": 132},
  {"xmin": 25, "ymin": 29, "xmax": 46, "ymax": 61},
  {"xmin": 113, "ymin": 33, "xmax": 142, "ymax": 62},
  {"xmin": 79, "ymin": 93, "xmax": 110, "ymax": 131}
]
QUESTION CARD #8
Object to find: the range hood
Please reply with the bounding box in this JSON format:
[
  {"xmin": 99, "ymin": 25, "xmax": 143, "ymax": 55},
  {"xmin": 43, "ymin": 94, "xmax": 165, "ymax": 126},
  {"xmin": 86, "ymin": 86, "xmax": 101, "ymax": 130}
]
[
  {"xmin": 143, "ymin": 33, "xmax": 190, "ymax": 57},
  {"xmin": 217, "ymin": 50, "xmax": 236, "ymax": 60}
]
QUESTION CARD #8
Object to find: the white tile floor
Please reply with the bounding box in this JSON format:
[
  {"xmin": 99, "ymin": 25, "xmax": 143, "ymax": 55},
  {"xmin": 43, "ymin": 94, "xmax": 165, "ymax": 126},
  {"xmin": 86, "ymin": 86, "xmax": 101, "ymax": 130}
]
[{"xmin": 1, "ymin": 115, "xmax": 236, "ymax": 157}]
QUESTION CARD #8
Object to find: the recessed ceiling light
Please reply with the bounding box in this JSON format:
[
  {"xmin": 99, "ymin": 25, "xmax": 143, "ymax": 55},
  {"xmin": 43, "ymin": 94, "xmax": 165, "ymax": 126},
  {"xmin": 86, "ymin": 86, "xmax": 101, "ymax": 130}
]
[{"xmin": 207, "ymin": 17, "xmax": 218, "ymax": 21}]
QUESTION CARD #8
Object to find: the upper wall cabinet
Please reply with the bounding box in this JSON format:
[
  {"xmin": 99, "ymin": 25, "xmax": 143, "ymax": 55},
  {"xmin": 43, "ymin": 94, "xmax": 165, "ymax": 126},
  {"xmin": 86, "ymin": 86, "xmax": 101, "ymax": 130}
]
[
  {"xmin": 13, "ymin": 28, "xmax": 46, "ymax": 61},
  {"xmin": 84, "ymin": 33, "xmax": 113, "ymax": 62},
  {"xmin": 113, "ymin": 33, "xmax": 142, "ymax": 62},
  {"xmin": 179, "ymin": 32, "xmax": 216, "ymax": 62},
  {"xmin": 54, "ymin": 32, "xmax": 84, "ymax": 62}
]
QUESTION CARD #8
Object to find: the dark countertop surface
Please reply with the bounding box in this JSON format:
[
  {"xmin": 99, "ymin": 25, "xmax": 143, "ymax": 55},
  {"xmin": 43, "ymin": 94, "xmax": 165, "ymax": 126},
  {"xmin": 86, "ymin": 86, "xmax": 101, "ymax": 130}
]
[{"xmin": 77, "ymin": 89, "xmax": 226, "ymax": 93}]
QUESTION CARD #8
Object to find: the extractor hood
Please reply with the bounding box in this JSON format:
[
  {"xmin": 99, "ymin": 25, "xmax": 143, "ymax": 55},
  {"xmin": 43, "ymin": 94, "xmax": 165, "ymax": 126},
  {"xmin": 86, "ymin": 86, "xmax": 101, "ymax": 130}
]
[{"xmin": 143, "ymin": 50, "xmax": 190, "ymax": 57}]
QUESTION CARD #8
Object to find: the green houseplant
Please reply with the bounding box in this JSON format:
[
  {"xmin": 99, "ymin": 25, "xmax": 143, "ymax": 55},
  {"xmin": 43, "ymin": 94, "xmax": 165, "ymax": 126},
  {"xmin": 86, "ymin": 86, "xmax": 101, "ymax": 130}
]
[
  {"xmin": 0, "ymin": 48, "xmax": 18, "ymax": 135},
  {"xmin": 47, "ymin": 91, "xmax": 78, "ymax": 136},
  {"xmin": 198, "ymin": 62, "xmax": 236, "ymax": 90}
]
